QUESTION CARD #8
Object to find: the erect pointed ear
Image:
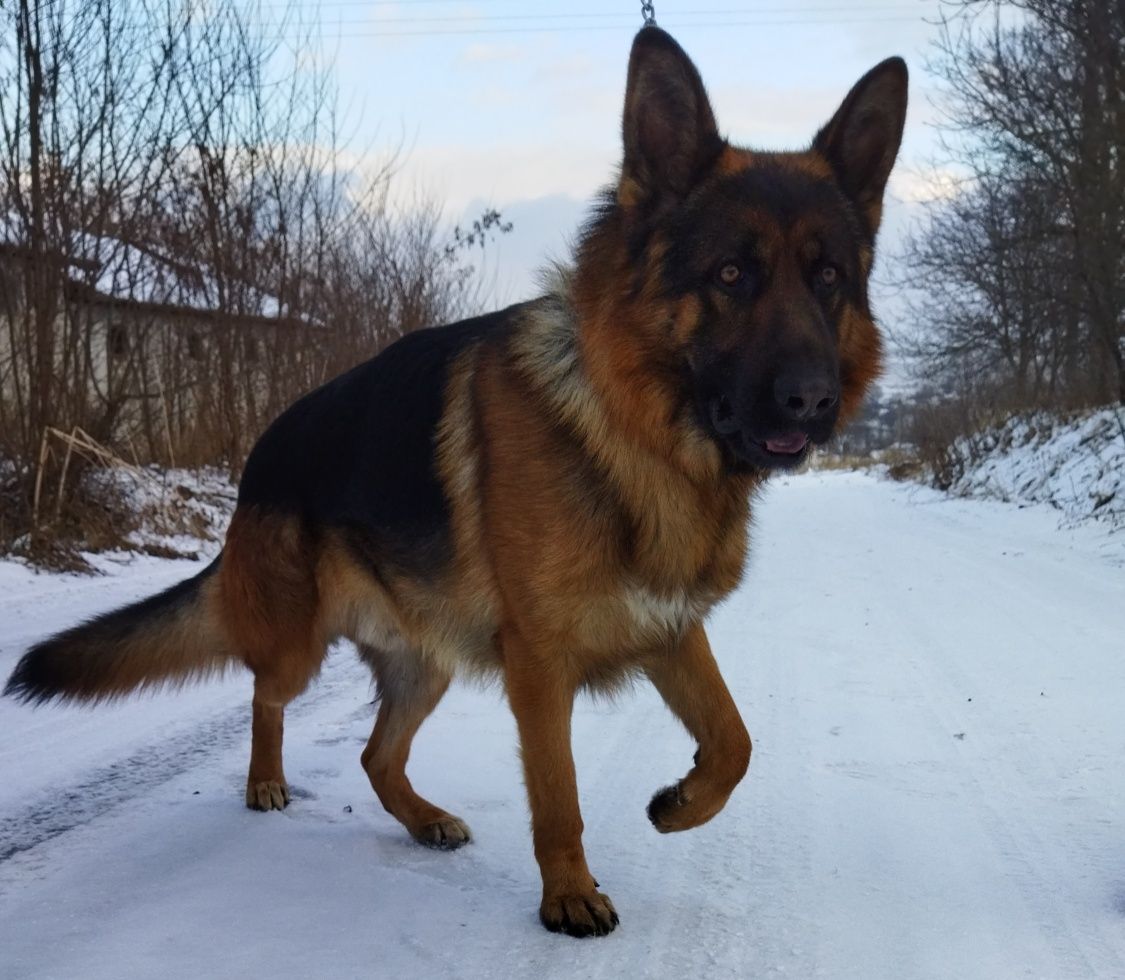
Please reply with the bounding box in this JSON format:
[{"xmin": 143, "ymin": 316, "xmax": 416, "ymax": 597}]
[
  {"xmin": 813, "ymin": 57, "xmax": 908, "ymax": 237},
  {"xmin": 620, "ymin": 27, "xmax": 723, "ymax": 208}
]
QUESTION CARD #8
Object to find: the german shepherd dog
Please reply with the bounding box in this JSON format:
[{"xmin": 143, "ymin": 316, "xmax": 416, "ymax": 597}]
[{"xmin": 6, "ymin": 28, "xmax": 906, "ymax": 937}]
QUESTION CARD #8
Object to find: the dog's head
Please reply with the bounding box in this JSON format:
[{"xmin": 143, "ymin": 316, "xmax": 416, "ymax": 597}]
[{"xmin": 580, "ymin": 27, "xmax": 906, "ymax": 474}]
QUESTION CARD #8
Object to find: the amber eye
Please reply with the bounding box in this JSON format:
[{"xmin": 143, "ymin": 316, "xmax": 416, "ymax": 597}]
[
  {"xmin": 819, "ymin": 264, "xmax": 839, "ymax": 287},
  {"xmin": 718, "ymin": 263, "xmax": 743, "ymax": 287}
]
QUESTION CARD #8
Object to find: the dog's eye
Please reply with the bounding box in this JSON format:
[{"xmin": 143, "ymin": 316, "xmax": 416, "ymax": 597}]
[
  {"xmin": 717, "ymin": 263, "xmax": 743, "ymax": 287},
  {"xmin": 818, "ymin": 264, "xmax": 840, "ymax": 288}
]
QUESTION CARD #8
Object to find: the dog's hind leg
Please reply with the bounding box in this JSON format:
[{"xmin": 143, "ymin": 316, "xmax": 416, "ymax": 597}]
[
  {"xmin": 247, "ymin": 691, "xmax": 289, "ymax": 810},
  {"xmin": 358, "ymin": 645, "xmax": 470, "ymax": 849},
  {"xmin": 218, "ymin": 508, "xmax": 326, "ymax": 812},
  {"xmin": 243, "ymin": 625, "xmax": 328, "ymax": 810},
  {"xmin": 245, "ymin": 650, "xmax": 325, "ymax": 811}
]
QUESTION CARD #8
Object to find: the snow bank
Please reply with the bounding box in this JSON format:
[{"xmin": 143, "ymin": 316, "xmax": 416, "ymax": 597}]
[
  {"xmin": 104, "ymin": 465, "xmax": 236, "ymax": 555},
  {"xmin": 946, "ymin": 406, "xmax": 1125, "ymax": 532}
]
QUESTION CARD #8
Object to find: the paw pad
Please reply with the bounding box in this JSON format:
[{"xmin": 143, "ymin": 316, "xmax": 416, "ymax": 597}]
[{"xmin": 646, "ymin": 782, "xmax": 686, "ymax": 831}]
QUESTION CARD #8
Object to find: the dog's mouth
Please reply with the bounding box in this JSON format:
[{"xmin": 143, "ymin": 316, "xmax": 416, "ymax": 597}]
[
  {"xmin": 763, "ymin": 432, "xmax": 808, "ymax": 456},
  {"xmin": 741, "ymin": 430, "xmax": 813, "ymax": 470},
  {"xmin": 700, "ymin": 392, "xmax": 828, "ymax": 472},
  {"xmin": 710, "ymin": 426, "xmax": 817, "ymax": 472}
]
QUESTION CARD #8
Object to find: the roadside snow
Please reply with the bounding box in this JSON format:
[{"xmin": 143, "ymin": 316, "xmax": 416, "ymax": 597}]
[
  {"xmin": 91, "ymin": 464, "xmax": 235, "ymax": 557},
  {"xmin": 947, "ymin": 406, "xmax": 1125, "ymax": 534},
  {"xmin": 1, "ymin": 471, "xmax": 1123, "ymax": 979}
]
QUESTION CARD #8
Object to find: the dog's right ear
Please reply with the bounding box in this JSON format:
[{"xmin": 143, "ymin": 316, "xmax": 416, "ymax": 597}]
[
  {"xmin": 619, "ymin": 27, "xmax": 723, "ymax": 209},
  {"xmin": 812, "ymin": 57, "xmax": 908, "ymax": 238}
]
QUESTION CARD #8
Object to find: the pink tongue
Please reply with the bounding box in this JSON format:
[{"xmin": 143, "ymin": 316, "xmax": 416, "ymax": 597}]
[{"xmin": 765, "ymin": 433, "xmax": 808, "ymax": 454}]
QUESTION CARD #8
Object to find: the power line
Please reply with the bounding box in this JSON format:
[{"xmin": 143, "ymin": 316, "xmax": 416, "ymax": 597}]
[
  {"xmin": 247, "ymin": 16, "xmax": 925, "ymax": 41},
  {"xmin": 30, "ymin": 4, "xmax": 927, "ymax": 42},
  {"xmin": 248, "ymin": 0, "xmax": 915, "ymax": 8},
  {"xmin": 238, "ymin": 6, "xmax": 921, "ymax": 29}
]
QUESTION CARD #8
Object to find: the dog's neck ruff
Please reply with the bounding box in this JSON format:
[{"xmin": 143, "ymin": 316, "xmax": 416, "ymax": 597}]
[{"xmin": 511, "ymin": 276, "xmax": 614, "ymax": 458}]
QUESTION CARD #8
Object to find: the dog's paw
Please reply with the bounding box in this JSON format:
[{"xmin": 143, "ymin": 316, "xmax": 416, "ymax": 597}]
[
  {"xmin": 540, "ymin": 886, "xmax": 621, "ymax": 940},
  {"xmin": 412, "ymin": 815, "xmax": 472, "ymax": 850},
  {"xmin": 647, "ymin": 779, "xmax": 727, "ymax": 833},
  {"xmin": 647, "ymin": 781, "xmax": 687, "ymax": 832},
  {"xmin": 246, "ymin": 779, "xmax": 290, "ymax": 811},
  {"xmin": 540, "ymin": 889, "xmax": 619, "ymax": 938}
]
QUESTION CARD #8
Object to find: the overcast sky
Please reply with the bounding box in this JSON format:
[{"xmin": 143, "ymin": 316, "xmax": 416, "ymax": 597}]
[{"xmin": 282, "ymin": 1, "xmax": 951, "ymax": 371}]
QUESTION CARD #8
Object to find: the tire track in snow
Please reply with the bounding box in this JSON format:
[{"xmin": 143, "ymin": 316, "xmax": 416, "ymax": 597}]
[
  {"xmin": 0, "ymin": 649, "xmax": 371, "ymax": 864},
  {"xmin": 0, "ymin": 701, "xmax": 250, "ymax": 863}
]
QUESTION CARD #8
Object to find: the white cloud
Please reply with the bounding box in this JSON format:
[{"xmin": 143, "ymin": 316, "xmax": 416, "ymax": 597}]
[
  {"xmin": 889, "ymin": 166, "xmax": 968, "ymax": 205},
  {"xmin": 394, "ymin": 141, "xmax": 616, "ymax": 215}
]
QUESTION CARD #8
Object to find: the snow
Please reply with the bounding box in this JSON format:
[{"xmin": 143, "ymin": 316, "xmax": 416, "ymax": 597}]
[
  {"xmin": 92, "ymin": 464, "xmax": 236, "ymax": 558},
  {"xmin": 2, "ymin": 470, "xmax": 1124, "ymax": 978},
  {"xmin": 946, "ymin": 406, "xmax": 1125, "ymax": 534}
]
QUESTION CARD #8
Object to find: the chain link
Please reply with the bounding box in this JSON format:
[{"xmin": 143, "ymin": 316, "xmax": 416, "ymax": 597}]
[{"xmin": 640, "ymin": 1, "xmax": 656, "ymax": 27}]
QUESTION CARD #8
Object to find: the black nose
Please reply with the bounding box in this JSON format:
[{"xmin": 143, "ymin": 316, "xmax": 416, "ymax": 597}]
[{"xmin": 773, "ymin": 372, "xmax": 839, "ymax": 421}]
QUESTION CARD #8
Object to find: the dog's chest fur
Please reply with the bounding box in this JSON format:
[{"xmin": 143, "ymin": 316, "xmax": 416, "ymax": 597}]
[{"xmin": 621, "ymin": 584, "xmax": 713, "ymax": 640}]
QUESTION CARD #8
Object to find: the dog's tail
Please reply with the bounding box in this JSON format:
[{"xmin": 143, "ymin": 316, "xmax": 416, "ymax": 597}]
[{"xmin": 4, "ymin": 556, "xmax": 235, "ymax": 705}]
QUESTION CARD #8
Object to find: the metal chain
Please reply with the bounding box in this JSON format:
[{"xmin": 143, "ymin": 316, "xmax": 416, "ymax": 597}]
[{"xmin": 640, "ymin": 1, "xmax": 656, "ymax": 26}]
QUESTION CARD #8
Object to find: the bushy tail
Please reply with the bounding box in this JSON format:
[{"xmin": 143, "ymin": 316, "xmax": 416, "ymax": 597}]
[{"xmin": 4, "ymin": 556, "xmax": 234, "ymax": 705}]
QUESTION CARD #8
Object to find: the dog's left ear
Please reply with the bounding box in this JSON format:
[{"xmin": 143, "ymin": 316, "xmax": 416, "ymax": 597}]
[
  {"xmin": 620, "ymin": 27, "xmax": 723, "ymax": 208},
  {"xmin": 813, "ymin": 57, "xmax": 908, "ymax": 237}
]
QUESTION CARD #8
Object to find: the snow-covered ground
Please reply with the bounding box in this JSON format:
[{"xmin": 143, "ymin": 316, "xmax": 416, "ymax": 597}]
[
  {"xmin": 946, "ymin": 406, "xmax": 1125, "ymax": 533},
  {"xmin": 1, "ymin": 471, "xmax": 1123, "ymax": 979}
]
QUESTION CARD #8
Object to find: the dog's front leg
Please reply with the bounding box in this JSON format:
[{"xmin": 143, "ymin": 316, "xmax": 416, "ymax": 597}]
[
  {"xmin": 644, "ymin": 622, "xmax": 752, "ymax": 833},
  {"xmin": 500, "ymin": 624, "xmax": 619, "ymax": 938}
]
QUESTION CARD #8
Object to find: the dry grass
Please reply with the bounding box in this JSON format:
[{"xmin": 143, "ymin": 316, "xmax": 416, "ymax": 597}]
[{"xmin": 3, "ymin": 429, "xmax": 231, "ymax": 572}]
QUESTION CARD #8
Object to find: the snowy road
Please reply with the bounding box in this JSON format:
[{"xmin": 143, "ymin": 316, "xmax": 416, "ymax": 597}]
[{"xmin": 1, "ymin": 471, "xmax": 1123, "ymax": 979}]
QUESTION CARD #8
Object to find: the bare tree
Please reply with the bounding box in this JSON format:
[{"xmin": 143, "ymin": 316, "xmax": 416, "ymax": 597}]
[
  {"xmin": 0, "ymin": 0, "xmax": 504, "ymax": 562},
  {"xmin": 900, "ymin": 0, "xmax": 1124, "ymax": 406}
]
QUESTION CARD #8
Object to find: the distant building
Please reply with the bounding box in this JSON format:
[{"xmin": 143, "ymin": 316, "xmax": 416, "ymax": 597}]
[{"xmin": 0, "ymin": 219, "xmax": 332, "ymax": 461}]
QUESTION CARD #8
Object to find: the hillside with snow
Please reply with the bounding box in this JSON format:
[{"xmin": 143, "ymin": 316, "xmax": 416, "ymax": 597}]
[{"xmin": 933, "ymin": 406, "xmax": 1124, "ymax": 536}]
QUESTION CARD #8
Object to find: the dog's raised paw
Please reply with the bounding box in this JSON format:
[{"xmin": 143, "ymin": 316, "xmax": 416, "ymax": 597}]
[
  {"xmin": 646, "ymin": 782, "xmax": 687, "ymax": 832},
  {"xmin": 540, "ymin": 890, "xmax": 619, "ymax": 938}
]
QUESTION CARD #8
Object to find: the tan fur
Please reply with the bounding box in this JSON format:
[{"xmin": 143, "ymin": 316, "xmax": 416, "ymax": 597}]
[{"xmin": 98, "ymin": 573, "xmax": 230, "ymax": 699}]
